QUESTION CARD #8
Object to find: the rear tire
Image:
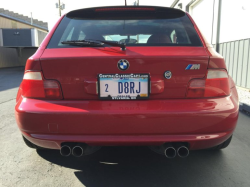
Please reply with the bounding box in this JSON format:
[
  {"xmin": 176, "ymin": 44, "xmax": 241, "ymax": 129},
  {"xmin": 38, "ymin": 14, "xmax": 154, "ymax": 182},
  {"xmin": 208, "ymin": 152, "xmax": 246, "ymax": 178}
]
[
  {"xmin": 22, "ymin": 136, "xmax": 44, "ymax": 149},
  {"xmin": 210, "ymin": 135, "xmax": 232, "ymax": 150}
]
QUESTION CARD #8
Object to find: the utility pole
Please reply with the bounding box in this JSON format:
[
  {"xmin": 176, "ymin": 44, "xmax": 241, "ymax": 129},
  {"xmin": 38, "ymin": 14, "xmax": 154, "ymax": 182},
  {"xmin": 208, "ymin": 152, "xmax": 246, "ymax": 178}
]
[
  {"xmin": 59, "ymin": 0, "xmax": 61, "ymax": 16},
  {"xmin": 216, "ymin": 0, "xmax": 222, "ymax": 53},
  {"xmin": 56, "ymin": 0, "xmax": 65, "ymax": 17},
  {"xmin": 30, "ymin": 12, "xmax": 33, "ymax": 25}
]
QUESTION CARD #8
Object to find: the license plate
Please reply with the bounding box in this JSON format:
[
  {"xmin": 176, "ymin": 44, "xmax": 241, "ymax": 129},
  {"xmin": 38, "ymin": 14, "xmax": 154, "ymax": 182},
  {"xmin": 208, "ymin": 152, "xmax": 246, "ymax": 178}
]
[{"xmin": 98, "ymin": 74, "xmax": 150, "ymax": 100}]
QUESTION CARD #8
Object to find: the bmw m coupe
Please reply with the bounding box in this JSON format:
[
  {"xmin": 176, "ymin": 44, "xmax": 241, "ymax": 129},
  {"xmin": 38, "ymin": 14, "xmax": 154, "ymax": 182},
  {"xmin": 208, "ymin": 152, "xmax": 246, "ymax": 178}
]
[{"xmin": 15, "ymin": 6, "xmax": 239, "ymax": 158}]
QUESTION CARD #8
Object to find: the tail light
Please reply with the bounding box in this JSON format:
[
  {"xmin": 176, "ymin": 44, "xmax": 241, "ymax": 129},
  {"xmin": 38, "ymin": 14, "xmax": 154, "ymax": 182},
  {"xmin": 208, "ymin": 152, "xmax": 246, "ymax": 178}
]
[
  {"xmin": 20, "ymin": 71, "xmax": 62, "ymax": 99},
  {"xmin": 187, "ymin": 69, "xmax": 230, "ymax": 98}
]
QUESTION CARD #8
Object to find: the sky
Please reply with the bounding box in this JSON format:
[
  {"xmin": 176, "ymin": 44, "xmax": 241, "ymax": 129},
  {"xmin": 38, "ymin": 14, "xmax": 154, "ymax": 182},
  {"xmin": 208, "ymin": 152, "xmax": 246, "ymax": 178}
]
[{"xmin": 1, "ymin": 0, "xmax": 172, "ymax": 30}]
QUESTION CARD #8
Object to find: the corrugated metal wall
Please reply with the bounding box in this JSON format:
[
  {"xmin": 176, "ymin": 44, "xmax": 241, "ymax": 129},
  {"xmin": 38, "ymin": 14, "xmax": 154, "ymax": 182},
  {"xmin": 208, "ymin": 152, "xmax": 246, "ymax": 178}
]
[{"xmin": 218, "ymin": 39, "xmax": 250, "ymax": 89}]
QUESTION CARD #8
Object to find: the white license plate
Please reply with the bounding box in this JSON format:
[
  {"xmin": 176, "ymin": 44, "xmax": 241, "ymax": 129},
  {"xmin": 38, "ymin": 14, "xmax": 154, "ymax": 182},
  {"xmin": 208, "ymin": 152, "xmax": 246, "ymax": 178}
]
[{"xmin": 98, "ymin": 74, "xmax": 150, "ymax": 100}]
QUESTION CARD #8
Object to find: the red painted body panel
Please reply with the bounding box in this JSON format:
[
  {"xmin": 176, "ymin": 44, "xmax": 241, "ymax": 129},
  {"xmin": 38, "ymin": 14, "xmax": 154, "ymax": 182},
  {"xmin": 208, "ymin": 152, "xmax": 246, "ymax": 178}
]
[
  {"xmin": 15, "ymin": 8, "xmax": 239, "ymax": 151},
  {"xmin": 23, "ymin": 131, "xmax": 234, "ymax": 150},
  {"xmin": 40, "ymin": 47, "xmax": 209, "ymax": 99},
  {"xmin": 24, "ymin": 15, "xmax": 65, "ymax": 71},
  {"xmin": 15, "ymin": 86, "xmax": 238, "ymax": 150}
]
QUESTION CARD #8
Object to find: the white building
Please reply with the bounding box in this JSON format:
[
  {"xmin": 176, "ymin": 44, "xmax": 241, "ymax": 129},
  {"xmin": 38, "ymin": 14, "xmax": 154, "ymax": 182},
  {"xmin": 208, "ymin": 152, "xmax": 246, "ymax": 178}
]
[{"xmin": 171, "ymin": 0, "xmax": 250, "ymax": 45}]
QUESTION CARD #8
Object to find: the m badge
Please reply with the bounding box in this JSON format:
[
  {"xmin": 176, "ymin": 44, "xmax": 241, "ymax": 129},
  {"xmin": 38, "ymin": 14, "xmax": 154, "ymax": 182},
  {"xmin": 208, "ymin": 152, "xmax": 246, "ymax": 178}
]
[{"xmin": 185, "ymin": 64, "xmax": 200, "ymax": 70}]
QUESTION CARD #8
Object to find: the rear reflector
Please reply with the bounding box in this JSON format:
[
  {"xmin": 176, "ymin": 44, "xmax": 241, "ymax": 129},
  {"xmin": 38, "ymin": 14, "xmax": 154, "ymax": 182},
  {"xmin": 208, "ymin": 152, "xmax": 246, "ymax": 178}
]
[
  {"xmin": 21, "ymin": 71, "xmax": 62, "ymax": 99},
  {"xmin": 187, "ymin": 69, "xmax": 230, "ymax": 98},
  {"xmin": 95, "ymin": 8, "xmax": 155, "ymax": 12}
]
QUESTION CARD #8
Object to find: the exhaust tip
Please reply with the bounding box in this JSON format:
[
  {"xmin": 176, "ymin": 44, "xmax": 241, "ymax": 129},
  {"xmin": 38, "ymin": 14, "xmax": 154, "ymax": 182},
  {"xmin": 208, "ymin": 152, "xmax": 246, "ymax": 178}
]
[
  {"xmin": 164, "ymin": 147, "xmax": 176, "ymax": 158},
  {"xmin": 177, "ymin": 146, "xmax": 189, "ymax": 158},
  {"xmin": 72, "ymin": 146, "xmax": 84, "ymax": 157},
  {"xmin": 60, "ymin": 145, "xmax": 71, "ymax": 157}
]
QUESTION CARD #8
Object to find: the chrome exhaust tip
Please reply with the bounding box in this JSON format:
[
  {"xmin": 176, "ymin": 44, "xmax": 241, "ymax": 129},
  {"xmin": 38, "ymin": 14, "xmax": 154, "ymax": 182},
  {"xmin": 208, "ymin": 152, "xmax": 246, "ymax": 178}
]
[
  {"xmin": 164, "ymin": 144, "xmax": 176, "ymax": 158},
  {"xmin": 60, "ymin": 145, "xmax": 71, "ymax": 157},
  {"xmin": 72, "ymin": 145, "xmax": 84, "ymax": 157},
  {"xmin": 177, "ymin": 146, "xmax": 189, "ymax": 158}
]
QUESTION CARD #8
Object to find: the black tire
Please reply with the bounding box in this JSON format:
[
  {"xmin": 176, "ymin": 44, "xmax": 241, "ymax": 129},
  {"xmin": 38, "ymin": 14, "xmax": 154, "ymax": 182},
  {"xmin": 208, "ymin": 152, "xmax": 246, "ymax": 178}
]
[
  {"xmin": 210, "ymin": 135, "xmax": 232, "ymax": 150},
  {"xmin": 22, "ymin": 136, "xmax": 44, "ymax": 149}
]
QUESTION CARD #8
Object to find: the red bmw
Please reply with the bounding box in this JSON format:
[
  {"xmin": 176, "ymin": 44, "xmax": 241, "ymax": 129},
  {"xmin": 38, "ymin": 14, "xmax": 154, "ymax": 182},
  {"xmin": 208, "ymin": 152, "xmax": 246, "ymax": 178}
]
[{"xmin": 15, "ymin": 6, "xmax": 239, "ymax": 158}]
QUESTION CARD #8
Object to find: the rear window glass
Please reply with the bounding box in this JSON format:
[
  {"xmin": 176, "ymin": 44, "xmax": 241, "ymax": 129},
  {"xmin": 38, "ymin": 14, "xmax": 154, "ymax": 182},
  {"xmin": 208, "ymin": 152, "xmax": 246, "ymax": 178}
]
[{"xmin": 47, "ymin": 9, "xmax": 202, "ymax": 48}]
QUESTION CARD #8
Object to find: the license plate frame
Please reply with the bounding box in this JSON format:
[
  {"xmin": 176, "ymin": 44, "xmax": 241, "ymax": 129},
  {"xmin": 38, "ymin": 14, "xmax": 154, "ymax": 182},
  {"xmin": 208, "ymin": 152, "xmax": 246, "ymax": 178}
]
[{"xmin": 98, "ymin": 73, "xmax": 150, "ymax": 100}]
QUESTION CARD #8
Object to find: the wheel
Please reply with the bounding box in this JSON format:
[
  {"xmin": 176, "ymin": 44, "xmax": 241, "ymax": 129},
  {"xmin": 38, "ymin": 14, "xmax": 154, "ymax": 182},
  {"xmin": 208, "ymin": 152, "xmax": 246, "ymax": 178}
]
[
  {"xmin": 210, "ymin": 135, "xmax": 232, "ymax": 150},
  {"xmin": 22, "ymin": 136, "xmax": 44, "ymax": 149}
]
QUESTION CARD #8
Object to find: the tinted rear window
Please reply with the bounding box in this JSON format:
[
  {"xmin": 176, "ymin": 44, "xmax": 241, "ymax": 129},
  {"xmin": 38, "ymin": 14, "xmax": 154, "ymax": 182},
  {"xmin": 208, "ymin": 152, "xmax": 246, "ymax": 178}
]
[{"xmin": 47, "ymin": 7, "xmax": 202, "ymax": 48}]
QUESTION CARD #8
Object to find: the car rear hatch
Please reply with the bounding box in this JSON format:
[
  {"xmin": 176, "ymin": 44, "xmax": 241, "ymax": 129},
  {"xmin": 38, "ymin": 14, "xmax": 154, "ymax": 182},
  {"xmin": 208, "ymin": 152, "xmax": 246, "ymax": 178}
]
[{"xmin": 40, "ymin": 6, "xmax": 209, "ymax": 100}]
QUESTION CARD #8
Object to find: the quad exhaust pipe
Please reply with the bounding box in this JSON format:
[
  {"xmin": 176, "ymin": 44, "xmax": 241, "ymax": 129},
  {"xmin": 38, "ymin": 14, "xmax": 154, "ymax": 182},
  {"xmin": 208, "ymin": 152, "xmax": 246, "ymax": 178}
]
[
  {"xmin": 177, "ymin": 145, "xmax": 189, "ymax": 158},
  {"xmin": 60, "ymin": 144, "xmax": 87, "ymax": 157},
  {"xmin": 163, "ymin": 143, "xmax": 189, "ymax": 158},
  {"xmin": 164, "ymin": 144, "xmax": 177, "ymax": 158},
  {"xmin": 60, "ymin": 145, "xmax": 71, "ymax": 157},
  {"xmin": 72, "ymin": 144, "xmax": 86, "ymax": 157},
  {"xmin": 61, "ymin": 142, "xmax": 189, "ymax": 158}
]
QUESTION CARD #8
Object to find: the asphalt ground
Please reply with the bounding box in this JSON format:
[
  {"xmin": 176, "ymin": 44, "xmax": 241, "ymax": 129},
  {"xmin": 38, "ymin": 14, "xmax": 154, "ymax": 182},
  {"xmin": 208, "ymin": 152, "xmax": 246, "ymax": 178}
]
[{"xmin": 1, "ymin": 67, "xmax": 250, "ymax": 187}]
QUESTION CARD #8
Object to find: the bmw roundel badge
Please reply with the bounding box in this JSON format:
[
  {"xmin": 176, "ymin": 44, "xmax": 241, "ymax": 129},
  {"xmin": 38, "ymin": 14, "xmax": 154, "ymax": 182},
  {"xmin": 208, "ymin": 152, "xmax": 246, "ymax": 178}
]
[
  {"xmin": 118, "ymin": 59, "xmax": 129, "ymax": 71},
  {"xmin": 164, "ymin": 71, "xmax": 172, "ymax": 79}
]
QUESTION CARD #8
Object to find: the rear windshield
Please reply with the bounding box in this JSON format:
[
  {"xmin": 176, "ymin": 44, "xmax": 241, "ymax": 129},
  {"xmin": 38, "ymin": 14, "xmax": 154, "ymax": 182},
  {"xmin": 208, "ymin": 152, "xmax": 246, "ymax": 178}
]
[{"xmin": 47, "ymin": 8, "xmax": 202, "ymax": 48}]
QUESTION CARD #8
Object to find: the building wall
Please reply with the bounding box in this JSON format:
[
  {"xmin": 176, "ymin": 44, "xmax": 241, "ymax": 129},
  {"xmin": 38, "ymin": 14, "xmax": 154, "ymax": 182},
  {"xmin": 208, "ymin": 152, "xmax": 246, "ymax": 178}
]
[
  {"xmin": 0, "ymin": 47, "xmax": 19, "ymax": 68},
  {"xmin": 0, "ymin": 10, "xmax": 47, "ymax": 68},
  {"xmin": 220, "ymin": 0, "xmax": 250, "ymax": 43},
  {"xmin": 190, "ymin": 0, "xmax": 216, "ymax": 44},
  {"xmin": 172, "ymin": 0, "xmax": 250, "ymax": 44},
  {"xmin": 0, "ymin": 47, "xmax": 37, "ymax": 68},
  {"xmin": 173, "ymin": 0, "xmax": 218, "ymax": 44},
  {"xmin": 0, "ymin": 16, "xmax": 46, "ymax": 32},
  {"xmin": 219, "ymin": 39, "xmax": 250, "ymax": 89},
  {"xmin": 18, "ymin": 48, "xmax": 38, "ymax": 66}
]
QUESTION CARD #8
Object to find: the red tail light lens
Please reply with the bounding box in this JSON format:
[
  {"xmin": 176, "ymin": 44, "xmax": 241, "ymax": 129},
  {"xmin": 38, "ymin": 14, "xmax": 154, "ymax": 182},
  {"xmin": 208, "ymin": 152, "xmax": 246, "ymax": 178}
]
[
  {"xmin": 187, "ymin": 79, "xmax": 206, "ymax": 98},
  {"xmin": 187, "ymin": 69, "xmax": 230, "ymax": 98},
  {"xmin": 21, "ymin": 71, "xmax": 62, "ymax": 99}
]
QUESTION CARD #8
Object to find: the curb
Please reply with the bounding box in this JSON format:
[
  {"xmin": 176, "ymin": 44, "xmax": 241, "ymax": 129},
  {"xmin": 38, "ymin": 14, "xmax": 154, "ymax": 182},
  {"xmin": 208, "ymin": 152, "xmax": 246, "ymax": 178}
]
[{"xmin": 239, "ymin": 102, "xmax": 250, "ymax": 115}]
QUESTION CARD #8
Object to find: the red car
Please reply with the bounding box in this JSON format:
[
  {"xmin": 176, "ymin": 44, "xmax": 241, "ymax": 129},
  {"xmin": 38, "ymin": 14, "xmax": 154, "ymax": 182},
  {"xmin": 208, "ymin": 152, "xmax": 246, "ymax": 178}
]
[{"xmin": 15, "ymin": 6, "xmax": 239, "ymax": 158}]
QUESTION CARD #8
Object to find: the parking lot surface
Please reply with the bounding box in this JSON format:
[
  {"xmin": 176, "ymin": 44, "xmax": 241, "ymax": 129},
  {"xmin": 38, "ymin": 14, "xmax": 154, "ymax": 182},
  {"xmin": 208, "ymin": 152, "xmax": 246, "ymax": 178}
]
[{"xmin": 1, "ymin": 67, "xmax": 250, "ymax": 187}]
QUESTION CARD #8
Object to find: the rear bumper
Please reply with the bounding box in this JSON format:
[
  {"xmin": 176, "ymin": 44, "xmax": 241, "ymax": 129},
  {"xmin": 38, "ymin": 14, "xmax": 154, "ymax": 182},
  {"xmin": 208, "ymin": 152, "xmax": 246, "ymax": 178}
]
[
  {"xmin": 15, "ymin": 87, "xmax": 239, "ymax": 150},
  {"xmin": 22, "ymin": 130, "xmax": 234, "ymax": 150}
]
